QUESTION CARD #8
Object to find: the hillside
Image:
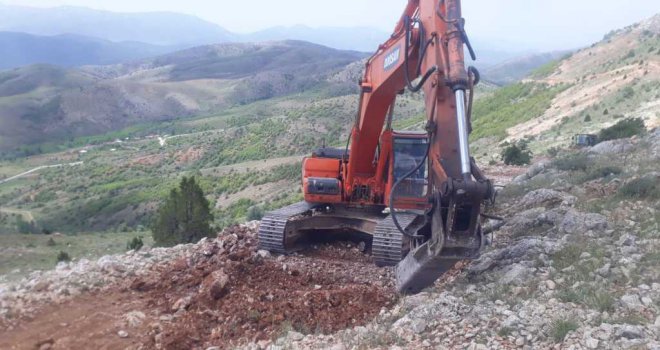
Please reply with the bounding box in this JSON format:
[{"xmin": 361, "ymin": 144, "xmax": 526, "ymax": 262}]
[
  {"xmin": 471, "ymin": 14, "xmax": 660, "ymax": 160},
  {"xmin": 1, "ymin": 130, "xmax": 658, "ymax": 349},
  {"xmin": 0, "ymin": 41, "xmax": 367, "ymax": 154},
  {"xmin": 0, "ymin": 32, "xmax": 176, "ymax": 69}
]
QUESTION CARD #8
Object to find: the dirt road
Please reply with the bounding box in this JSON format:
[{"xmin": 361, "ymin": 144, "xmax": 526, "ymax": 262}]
[{"xmin": 0, "ymin": 225, "xmax": 396, "ymax": 350}]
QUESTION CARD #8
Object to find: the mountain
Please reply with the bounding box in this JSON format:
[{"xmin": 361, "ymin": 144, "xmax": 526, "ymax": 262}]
[
  {"xmin": 0, "ymin": 4, "xmax": 234, "ymax": 46},
  {"xmin": 0, "ymin": 40, "xmax": 367, "ymax": 152},
  {"xmin": 241, "ymin": 25, "xmax": 389, "ymax": 52},
  {"xmin": 0, "ymin": 32, "xmax": 178, "ymax": 70},
  {"xmin": 481, "ymin": 51, "xmax": 571, "ymax": 85},
  {"xmin": 471, "ymin": 13, "xmax": 660, "ymax": 159}
]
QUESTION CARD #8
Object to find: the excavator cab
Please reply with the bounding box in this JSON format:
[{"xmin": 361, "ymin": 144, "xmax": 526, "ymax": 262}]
[{"xmin": 388, "ymin": 132, "xmax": 429, "ymax": 206}]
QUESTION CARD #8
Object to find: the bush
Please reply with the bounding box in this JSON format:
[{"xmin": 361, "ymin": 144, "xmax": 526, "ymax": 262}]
[
  {"xmin": 46, "ymin": 238, "xmax": 57, "ymax": 247},
  {"xmin": 546, "ymin": 147, "xmax": 561, "ymax": 157},
  {"xmin": 126, "ymin": 236, "xmax": 144, "ymax": 251},
  {"xmin": 551, "ymin": 319, "xmax": 579, "ymax": 342},
  {"xmin": 151, "ymin": 177, "xmax": 214, "ymax": 247},
  {"xmin": 584, "ymin": 115, "xmax": 591, "ymax": 122},
  {"xmin": 552, "ymin": 153, "xmax": 591, "ymax": 171},
  {"xmin": 500, "ymin": 140, "xmax": 532, "ymax": 165},
  {"xmin": 246, "ymin": 206, "xmax": 265, "ymax": 221},
  {"xmin": 581, "ymin": 166, "xmax": 623, "ymax": 182},
  {"xmin": 56, "ymin": 251, "xmax": 71, "ymax": 263},
  {"xmin": 618, "ymin": 176, "xmax": 659, "ymax": 200},
  {"xmin": 597, "ymin": 118, "xmax": 645, "ymax": 142}
]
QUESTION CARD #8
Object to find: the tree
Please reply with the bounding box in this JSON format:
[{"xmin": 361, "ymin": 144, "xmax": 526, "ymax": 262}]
[
  {"xmin": 151, "ymin": 177, "xmax": 214, "ymax": 247},
  {"xmin": 500, "ymin": 140, "xmax": 533, "ymax": 166}
]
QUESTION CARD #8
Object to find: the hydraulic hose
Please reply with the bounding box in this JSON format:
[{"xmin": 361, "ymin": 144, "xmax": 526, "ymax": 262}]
[{"xmin": 403, "ymin": 16, "xmax": 437, "ymax": 93}]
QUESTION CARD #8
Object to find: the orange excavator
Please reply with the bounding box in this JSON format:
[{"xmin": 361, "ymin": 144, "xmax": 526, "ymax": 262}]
[{"xmin": 258, "ymin": 0, "xmax": 494, "ymax": 294}]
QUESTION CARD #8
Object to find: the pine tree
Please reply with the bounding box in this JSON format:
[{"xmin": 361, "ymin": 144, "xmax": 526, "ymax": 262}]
[{"xmin": 151, "ymin": 177, "xmax": 214, "ymax": 246}]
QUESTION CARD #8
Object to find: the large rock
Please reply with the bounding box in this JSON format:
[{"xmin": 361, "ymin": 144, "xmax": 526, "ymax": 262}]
[
  {"xmin": 589, "ymin": 139, "xmax": 634, "ymax": 155},
  {"xmin": 519, "ymin": 189, "xmax": 577, "ymax": 208},
  {"xmin": 499, "ymin": 264, "xmax": 534, "ymax": 285},
  {"xmin": 559, "ymin": 210, "xmax": 608, "ymax": 234},
  {"xmin": 200, "ymin": 269, "xmax": 230, "ymax": 300}
]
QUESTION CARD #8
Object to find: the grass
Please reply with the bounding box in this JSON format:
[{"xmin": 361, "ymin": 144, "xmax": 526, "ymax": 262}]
[
  {"xmin": 617, "ymin": 176, "xmax": 660, "ymax": 200},
  {"xmin": 557, "ymin": 286, "xmax": 616, "ymax": 312},
  {"xmin": 471, "ymin": 82, "xmax": 569, "ymax": 140},
  {"xmin": 550, "ymin": 319, "xmax": 579, "ymax": 342},
  {"xmin": 0, "ymin": 232, "xmax": 153, "ymax": 281}
]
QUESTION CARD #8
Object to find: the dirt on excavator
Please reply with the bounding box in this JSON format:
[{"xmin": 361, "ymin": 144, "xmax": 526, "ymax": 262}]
[{"xmin": 0, "ymin": 225, "xmax": 396, "ymax": 350}]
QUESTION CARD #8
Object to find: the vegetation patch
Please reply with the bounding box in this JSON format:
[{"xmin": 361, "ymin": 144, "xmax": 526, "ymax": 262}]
[
  {"xmin": 550, "ymin": 319, "xmax": 579, "ymax": 342},
  {"xmin": 617, "ymin": 176, "xmax": 660, "ymax": 200},
  {"xmin": 597, "ymin": 118, "xmax": 646, "ymax": 142},
  {"xmin": 471, "ymin": 82, "xmax": 568, "ymax": 140}
]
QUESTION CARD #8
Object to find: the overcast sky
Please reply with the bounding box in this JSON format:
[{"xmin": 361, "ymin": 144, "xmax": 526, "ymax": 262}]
[{"xmin": 2, "ymin": 0, "xmax": 659, "ymax": 51}]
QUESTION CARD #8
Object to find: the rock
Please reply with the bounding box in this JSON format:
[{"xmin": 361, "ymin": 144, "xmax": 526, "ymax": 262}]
[
  {"xmin": 256, "ymin": 250, "xmax": 271, "ymax": 259},
  {"xmin": 206, "ymin": 347, "xmax": 220, "ymax": 350},
  {"xmin": 589, "ymin": 139, "xmax": 633, "ymax": 155},
  {"xmin": 288, "ymin": 331, "xmax": 304, "ymax": 341},
  {"xmin": 616, "ymin": 325, "xmax": 644, "ymax": 339},
  {"xmin": 641, "ymin": 296, "xmax": 653, "ymax": 306},
  {"xmin": 172, "ymin": 296, "xmax": 192, "ymax": 312},
  {"xmin": 559, "ymin": 210, "xmax": 608, "ymax": 234},
  {"xmin": 38, "ymin": 344, "xmax": 52, "ymax": 350},
  {"xmin": 357, "ymin": 241, "xmax": 367, "ymax": 252},
  {"xmin": 596, "ymin": 263, "xmax": 611, "ymax": 277},
  {"xmin": 585, "ymin": 337, "xmax": 599, "ymax": 349},
  {"xmin": 616, "ymin": 234, "xmax": 636, "ymax": 247},
  {"xmin": 201, "ymin": 270, "xmax": 230, "ymax": 300},
  {"xmin": 117, "ymin": 330, "xmax": 129, "ymax": 338},
  {"xmin": 519, "ymin": 189, "xmax": 576, "ymax": 208},
  {"xmin": 515, "ymin": 337, "xmax": 525, "ymax": 346},
  {"xmin": 32, "ymin": 280, "xmax": 50, "ymax": 292},
  {"xmin": 411, "ymin": 319, "xmax": 427, "ymax": 334},
  {"xmin": 500, "ymin": 264, "xmax": 533, "ymax": 285},
  {"xmin": 545, "ymin": 280, "xmax": 556, "ymax": 290},
  {"xmin": 620, "ymin": 294, "xmax": 644, "ymax": 311}
]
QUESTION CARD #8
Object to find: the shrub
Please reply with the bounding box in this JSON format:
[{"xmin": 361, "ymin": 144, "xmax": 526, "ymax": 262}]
[
  {"xmin": 618, "ymin": 176, "xmax": 659, "ymax": 200},
  {"xmin": 584, "ymin": 115, "xmax": 592, "ymax": 122},
  {"xmin": 126, "ymin": 236, "xmax": 144, "ymax": 251},
  {"xmin": 246, "ymin": 206, "xmax": 265, "ymax": 221},
  {"xmin": 551, "ymin": 319, "xmax": 579, "ymax": 342},
  {"xmin": 581, "ymin": 166, "xmax": 623, "ymax": 182},
  {"xmin": 500, "ymin": 140, "xmax": 532, "ymax": 165},
  {"xmin": 151, "ymin": 176, "xmax": 214, "ymax": 247},
  {"xmin": 546, "ymin": 147, "xmax": 561, "ymax": 157},
  {"xmin": 552, "ymin": 153, "xmax": 591, "ymax": 172},
  {"xmin": 56, "ymin": 251, "xmax": 71, "ymax": 263},
  {"xmin": 46, "ymin": 238, "xmax": 57, "ymax": 247},
  {"xmin": 603, "ymin": 109, "xmax": 609, "ymax": 115},
  {"xmin": 597, "ymin": 118, "xmax": 645, "ymax": 142}
]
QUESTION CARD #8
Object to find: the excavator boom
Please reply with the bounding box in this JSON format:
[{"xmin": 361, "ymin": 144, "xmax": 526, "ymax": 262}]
[{"xmin": 258, "ymin": 0, "xmax": 493, "ymax": 294}]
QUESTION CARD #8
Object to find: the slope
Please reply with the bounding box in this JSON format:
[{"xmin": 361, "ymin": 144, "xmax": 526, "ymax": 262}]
[
  {"xmin": 471, "ymin": 14, "xmax": 660, "ymax": 160},
  {"xmin": 0, "ymin": 41, "xmax": 368, "ymax": 154}
]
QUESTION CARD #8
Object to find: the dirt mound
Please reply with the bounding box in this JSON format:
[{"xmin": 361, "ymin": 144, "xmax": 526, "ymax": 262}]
[{"xmin": 126, "ymin": 225, "xmax": 395, "ymax": 349}]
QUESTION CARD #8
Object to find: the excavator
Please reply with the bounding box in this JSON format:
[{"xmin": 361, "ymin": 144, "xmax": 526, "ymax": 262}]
[{"xmin": 258, "ymin": 0, "xmax": 494, "ymax": 294}]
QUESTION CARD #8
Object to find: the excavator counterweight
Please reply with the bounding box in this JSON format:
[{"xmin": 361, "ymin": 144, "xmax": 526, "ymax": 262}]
[{"xmin": 258, "ymin": 0, "xmax": 493, "ymax": 293}]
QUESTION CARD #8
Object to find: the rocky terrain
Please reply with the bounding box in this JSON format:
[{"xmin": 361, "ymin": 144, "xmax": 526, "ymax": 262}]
[{"xmin": 1, "ymin": 129, "xmax": 658, "ymax": 349}]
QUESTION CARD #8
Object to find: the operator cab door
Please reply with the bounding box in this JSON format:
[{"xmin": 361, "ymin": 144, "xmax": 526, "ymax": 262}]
[{"xmin": 386, "ymin": 133, "xmax": 430, "ymax": 210}]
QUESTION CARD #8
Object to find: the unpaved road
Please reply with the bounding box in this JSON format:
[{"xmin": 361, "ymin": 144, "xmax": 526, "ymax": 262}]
[
  {"xmin": 0, "ymin": 162, "xmax": 83, "ymax": 185},
  {"xmin": 0, "ymin": 225, "xmax": 396, "ymax": 350}
]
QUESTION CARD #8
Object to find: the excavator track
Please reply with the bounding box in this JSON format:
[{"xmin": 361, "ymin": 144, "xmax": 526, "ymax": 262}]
[
  {"xmin": 372, "ymin": 213, "xmax": 417, "ymax": 266},
  {"xmin": 257, "ymin": 201, "xmax": 317, "ymax": 253}
]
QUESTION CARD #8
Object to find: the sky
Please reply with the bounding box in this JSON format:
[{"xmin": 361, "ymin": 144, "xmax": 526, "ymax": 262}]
[{"xmin": 2, "ymin": 0, "xmax": 659, "ymax": 51}]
